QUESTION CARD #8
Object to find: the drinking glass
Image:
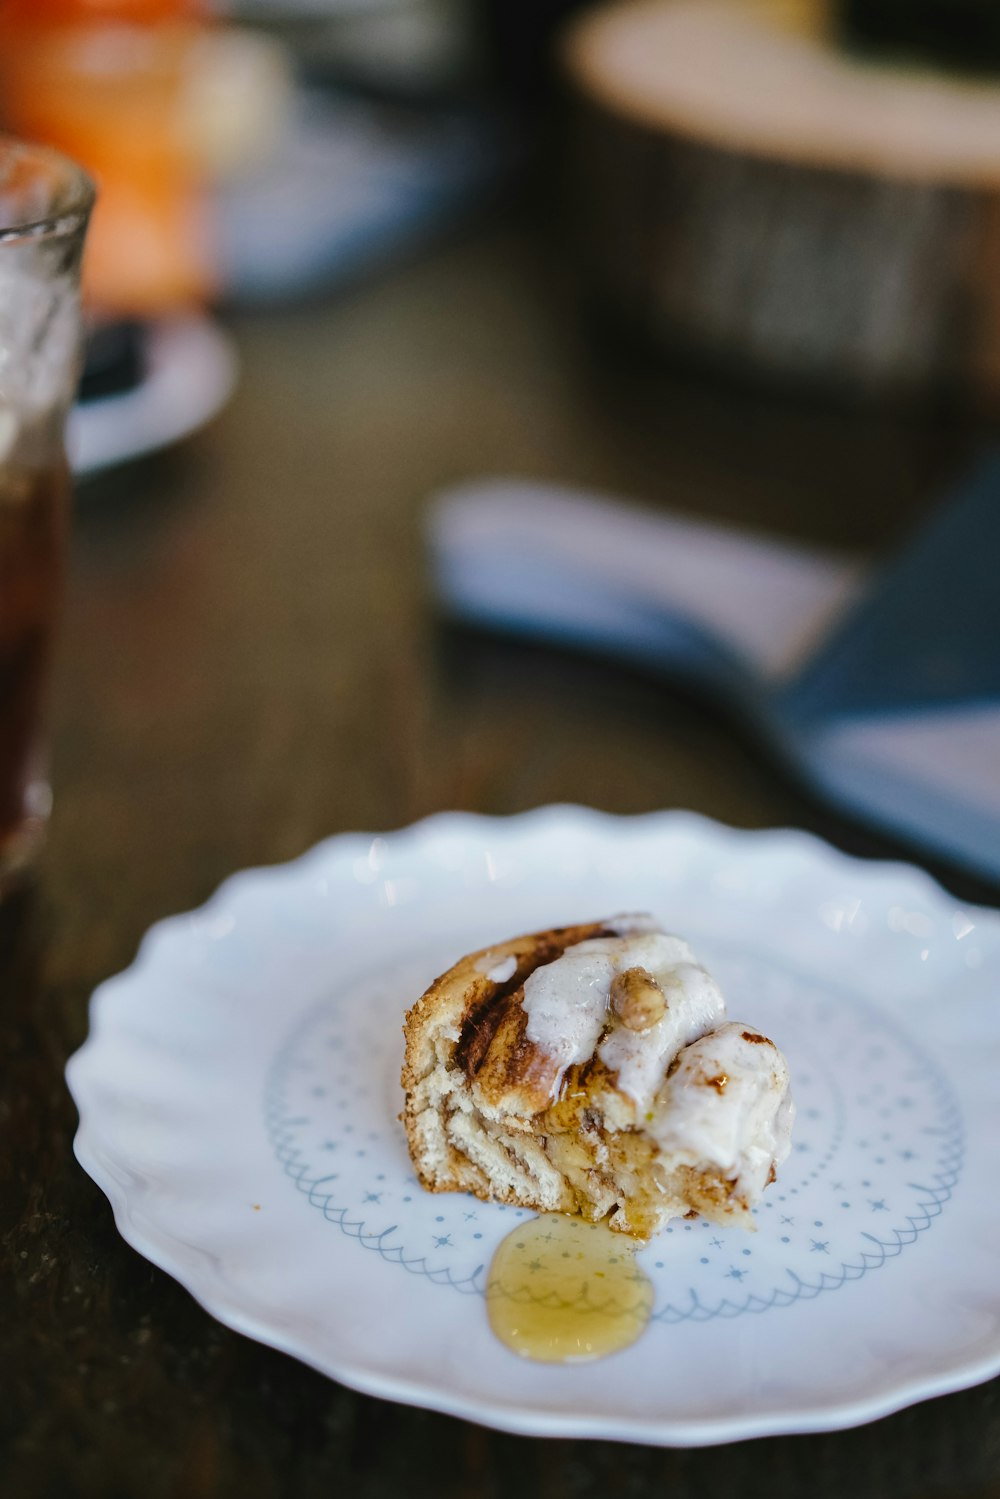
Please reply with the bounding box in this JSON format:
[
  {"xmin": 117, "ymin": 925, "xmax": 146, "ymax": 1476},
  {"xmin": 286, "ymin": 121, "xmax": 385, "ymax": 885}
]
[{"xmin": 0, "ymin": 138, "xmax": 93, "ymax": 892}]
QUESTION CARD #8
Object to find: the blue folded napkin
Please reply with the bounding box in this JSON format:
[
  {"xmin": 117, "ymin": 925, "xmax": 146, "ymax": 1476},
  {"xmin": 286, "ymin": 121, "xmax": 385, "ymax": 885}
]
[{"xmin": 428, "ymin": 460, "xmax": 1000, "ymax": 885}]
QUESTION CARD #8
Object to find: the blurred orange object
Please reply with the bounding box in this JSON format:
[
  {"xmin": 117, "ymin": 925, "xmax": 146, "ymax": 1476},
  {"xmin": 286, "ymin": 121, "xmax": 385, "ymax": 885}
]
[
  {"xmin": 0, "ymin": 0, "xmax": 215, "ymax": 316},
  {"xmin": 2, "ymin": 0, "xmax": 204, "ymax": 21}
]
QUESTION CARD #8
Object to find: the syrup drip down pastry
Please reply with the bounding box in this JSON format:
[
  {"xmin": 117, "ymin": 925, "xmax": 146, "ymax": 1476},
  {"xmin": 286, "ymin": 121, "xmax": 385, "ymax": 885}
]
[{"xmin": 401, "ymin": 916, "xmax": 794, "ymax": 1238}]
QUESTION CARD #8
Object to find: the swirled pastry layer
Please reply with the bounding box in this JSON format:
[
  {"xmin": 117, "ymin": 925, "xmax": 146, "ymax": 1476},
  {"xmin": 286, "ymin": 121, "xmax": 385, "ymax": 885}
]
[{"xmin": 401, "ymin": 916, "xmax": 793, "ymax": 1236}]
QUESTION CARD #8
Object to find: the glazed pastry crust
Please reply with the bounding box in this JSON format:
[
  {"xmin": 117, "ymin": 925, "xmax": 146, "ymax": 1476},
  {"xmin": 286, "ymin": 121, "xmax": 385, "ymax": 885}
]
[
  {"xmin": 401, "ymin": 922, "xmax": 612, "ymax": 1208},
  {"xmin": 401, "ymin": 921, "xmax": 791, "ymax": 1237}
]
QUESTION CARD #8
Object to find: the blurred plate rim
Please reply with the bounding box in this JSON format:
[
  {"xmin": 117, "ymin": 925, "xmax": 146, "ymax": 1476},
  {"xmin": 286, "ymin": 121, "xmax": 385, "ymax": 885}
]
[{"xmin": 70, "ymin": 314, "xmax": 238, "ymax": 481}]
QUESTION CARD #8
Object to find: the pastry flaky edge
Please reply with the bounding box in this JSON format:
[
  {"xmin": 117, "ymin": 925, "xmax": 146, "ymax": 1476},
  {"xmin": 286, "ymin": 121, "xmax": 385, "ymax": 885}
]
[{"xmin": 400, "ymin": 919, "xmax": 794, "ymax": 1238}]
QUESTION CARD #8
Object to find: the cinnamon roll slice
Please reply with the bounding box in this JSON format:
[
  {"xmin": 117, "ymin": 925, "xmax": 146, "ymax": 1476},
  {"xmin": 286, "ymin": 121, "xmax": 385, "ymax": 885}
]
[{"xmin": 401, "ymin": 915, "xmax": 793, "ymax": 1237}]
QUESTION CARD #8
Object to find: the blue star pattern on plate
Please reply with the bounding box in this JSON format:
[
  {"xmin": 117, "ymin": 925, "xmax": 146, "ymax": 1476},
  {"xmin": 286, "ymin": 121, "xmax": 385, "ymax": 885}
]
[{"xmin": 265, "ymin": 942, "xmax": 962, "ymax": 1324}]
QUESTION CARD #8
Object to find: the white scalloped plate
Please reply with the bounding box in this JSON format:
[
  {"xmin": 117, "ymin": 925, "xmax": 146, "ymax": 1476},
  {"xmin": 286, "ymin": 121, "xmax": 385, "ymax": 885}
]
[{"xmin": 66, "ymin": 808, "xmax": 1000, "ymax": 1446}]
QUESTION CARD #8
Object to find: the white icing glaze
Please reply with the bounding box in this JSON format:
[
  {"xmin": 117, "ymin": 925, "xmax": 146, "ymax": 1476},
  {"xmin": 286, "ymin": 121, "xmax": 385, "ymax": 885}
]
[
  {"xmin": 474, "ymin": 952, "xmax": 518, "ymax": 983},
  {"xmin": 521, "ymin": 923, "xmax": 725, "ymax": 1109},
  {"xmin": 599, "ymin": 958, "xmax": 725, "ymax": 1110},
  {"xmin": 649, "ymin": 1021, "xmax": 794, "ymax": 1199}
]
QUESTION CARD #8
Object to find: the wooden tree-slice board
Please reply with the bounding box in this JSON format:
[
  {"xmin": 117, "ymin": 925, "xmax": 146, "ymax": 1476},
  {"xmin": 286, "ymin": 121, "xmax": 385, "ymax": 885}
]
[{"xmin": 563, "ymin": 0, "xmax": 1000, "ymax": 400}]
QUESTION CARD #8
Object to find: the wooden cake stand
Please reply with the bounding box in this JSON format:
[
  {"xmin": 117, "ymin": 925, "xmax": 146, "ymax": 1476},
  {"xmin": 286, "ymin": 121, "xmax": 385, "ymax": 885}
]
[{"xmin": 563, "ymin": 0, "xmax": 1000, "ymax": 402}]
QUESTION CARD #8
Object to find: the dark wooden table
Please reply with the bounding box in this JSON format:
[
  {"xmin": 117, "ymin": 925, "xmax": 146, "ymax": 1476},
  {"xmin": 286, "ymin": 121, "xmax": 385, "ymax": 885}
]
[{"xmin": 3, "ymin": 217, "xmax": 999, "ymax": 1499}]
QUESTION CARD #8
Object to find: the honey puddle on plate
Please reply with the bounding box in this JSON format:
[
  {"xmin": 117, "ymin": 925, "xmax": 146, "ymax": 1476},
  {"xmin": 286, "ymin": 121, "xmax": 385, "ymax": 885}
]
[{"xmin": 486, "ymin": 1212, "xmax": 653, "ymax": 1363}]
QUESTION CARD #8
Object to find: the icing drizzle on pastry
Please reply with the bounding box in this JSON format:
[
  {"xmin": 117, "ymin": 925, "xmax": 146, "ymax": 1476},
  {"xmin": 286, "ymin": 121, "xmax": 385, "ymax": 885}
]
[{"xmin": 520, "ymin": 917, "xmax": 725, "ymax": 1111}]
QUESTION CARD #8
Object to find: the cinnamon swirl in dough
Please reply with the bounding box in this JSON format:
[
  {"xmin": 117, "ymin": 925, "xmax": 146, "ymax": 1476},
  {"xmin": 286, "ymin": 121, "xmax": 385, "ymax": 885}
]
[{"xmin": 400, "ymin": 915, "xmax": 793, "ymax": 1237}]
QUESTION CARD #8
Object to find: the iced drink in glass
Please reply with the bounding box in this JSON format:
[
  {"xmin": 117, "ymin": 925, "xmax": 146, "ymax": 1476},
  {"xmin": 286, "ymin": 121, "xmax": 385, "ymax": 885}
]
[{"xmin": 0, "ymin": 138, "xmax": 92, "ymax": 891}]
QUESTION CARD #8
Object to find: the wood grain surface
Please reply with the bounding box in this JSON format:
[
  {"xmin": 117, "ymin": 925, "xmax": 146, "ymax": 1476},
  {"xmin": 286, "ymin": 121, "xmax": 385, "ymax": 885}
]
[{"xmin": 2, "ymin": 218, "xmax": 998, "ymax": 1498}]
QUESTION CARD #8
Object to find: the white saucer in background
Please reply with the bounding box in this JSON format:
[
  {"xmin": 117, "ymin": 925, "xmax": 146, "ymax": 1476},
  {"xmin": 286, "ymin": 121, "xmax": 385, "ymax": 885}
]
[{"xmin": 70, "ymin": 315, "xmax": 238, "ymax": 480}]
